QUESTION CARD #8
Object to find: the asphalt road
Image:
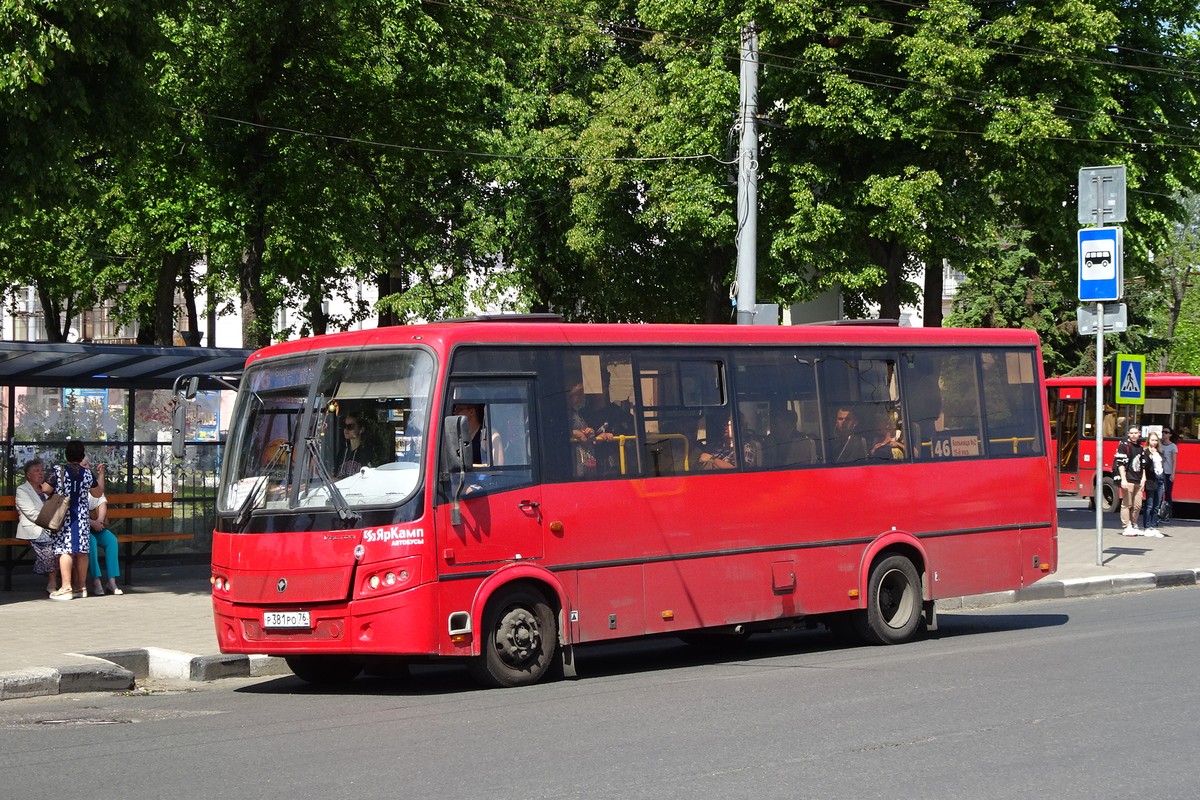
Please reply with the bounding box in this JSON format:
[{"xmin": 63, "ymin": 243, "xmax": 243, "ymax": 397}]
[{"xmin": 1, "ymin": 587, "xmax": 1197, "ymax": 800}]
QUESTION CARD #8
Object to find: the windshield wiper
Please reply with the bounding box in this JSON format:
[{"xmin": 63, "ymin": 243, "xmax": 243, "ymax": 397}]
[{"xmin": 307, "ymin": 438, "xmax": 360, "ymax": 526}]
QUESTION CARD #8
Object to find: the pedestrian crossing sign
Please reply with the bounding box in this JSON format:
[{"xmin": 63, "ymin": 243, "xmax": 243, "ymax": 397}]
[{"xmin": 1115, "ymin": 354, "xmax": 1145, "ymax": 404}]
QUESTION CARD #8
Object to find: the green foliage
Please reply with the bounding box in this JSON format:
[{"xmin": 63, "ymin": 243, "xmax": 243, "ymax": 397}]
[{"xmin": 3, "ymin": 0, "xmax": 1200, "ymax": 360}]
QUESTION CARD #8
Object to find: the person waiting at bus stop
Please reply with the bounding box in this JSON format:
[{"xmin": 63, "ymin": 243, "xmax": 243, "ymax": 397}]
[
  {"xmin": 14, "ymin": 459, "xmax": 58, "ymax": 594},
  {"xmin": 1114, "ymin": 425, "xmax": 1146, "ymax": 537},
  {"xmin": 87, "ymin": 491, "xmax": 123, "ymax": 595},
  {"xmin": 1138, "ymin": 431, "xmax": 1166, "ymax": 538},
  {"xmin": 1161, "ymin": 427, "xmax": 1178, "ymax": 515}
]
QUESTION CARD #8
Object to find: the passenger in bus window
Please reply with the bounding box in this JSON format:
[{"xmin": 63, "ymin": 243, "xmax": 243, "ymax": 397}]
[
  {"xmin": 698, "ymin": 416, "xmax": 738, "ymax": 470},
  {"xmin": 869, "ymin": 408, "xmax": 906, "ymax": 461},
  {"xmin": 567, "ymin": 382, "xmax": 629, "ymax": 476},
  {"xmin": 831, "ymin": 406, "xmax": 869, "ymax": 464},
  {"xmin": 453, "ymin": 403, "xmax": 503, "ymax": 468},
  {"xmin": 762, "ymin": 406, "xmax": 817, "ymax": 467},
  {"xmin": 1103, "ymin": 405, "xmax": 1117, "ymax": 438}
]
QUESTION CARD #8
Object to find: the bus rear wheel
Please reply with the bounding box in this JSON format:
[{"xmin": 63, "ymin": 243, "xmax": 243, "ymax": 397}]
[
  {"xmin": 1100, "ymin": 477, "xmax": 1119, "ymax": 513},
  {"xmin": 468, "ymin": 586, "xmax": 558, "ymax": 688},
  {"xmin": 285, "ymin": 655, "xmax": 364, "ymax": 685},
  {"xmin": 854, "ymin": 555, "xmax": 922, "ymax": 645}
]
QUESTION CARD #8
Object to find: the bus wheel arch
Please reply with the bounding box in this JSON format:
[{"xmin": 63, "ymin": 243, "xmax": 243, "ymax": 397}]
[{"xmin": 468, "ymin": 580, "xmax": 560, "ymax": 688}]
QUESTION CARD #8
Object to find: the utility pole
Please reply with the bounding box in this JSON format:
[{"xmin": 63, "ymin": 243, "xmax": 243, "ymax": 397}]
[{"xmin": 735, "ymin": 23, "xmax": 759, "ymax": 325}]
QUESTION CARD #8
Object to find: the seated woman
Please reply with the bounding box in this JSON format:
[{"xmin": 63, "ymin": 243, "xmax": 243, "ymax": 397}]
[
  {"xmin": 698, "ymin": 415, "xmax": 738, "ymax": 470},
  {"xmin": 869, "ymin": 408, "xmax": 905, "ymax": 461}
]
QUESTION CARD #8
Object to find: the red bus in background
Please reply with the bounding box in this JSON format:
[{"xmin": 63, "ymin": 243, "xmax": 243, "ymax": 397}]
[
  {"xmin": 1046, "ymin": 373, "xmax": 1200, "ymax": 512},
  {"xmin": 210, "ymin": 319, "xmax": 1057, "ymax": 688}
]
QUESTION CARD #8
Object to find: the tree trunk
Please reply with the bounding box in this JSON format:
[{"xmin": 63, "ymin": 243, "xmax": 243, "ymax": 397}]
[
  {"xmin": 868, "ymin": 238, "xmax": 904, "ymax": 321},
  {"xmin": 37, "ymin": 287, "xmax": 69, "ymax": 342},
  {"xmin": 239, "ymin": 207, "xmax": 272, "ymax": 349},
  {"xmin": 154, "ymin": 251, "xmax": 183, "ymax": 345},
  {"xmin": 923, "ymin": 254, "xmax": 944, "ymax": 328},
  {"xmin": 701, "ymin": 243, "xmax": 733, "ymax": 323}
]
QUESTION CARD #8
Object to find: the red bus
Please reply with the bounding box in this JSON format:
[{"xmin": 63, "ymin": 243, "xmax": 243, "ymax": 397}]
[
  {"xmin": 1047, "ymin": 372, "xmax": 1200, "ymax": 512},
  {"xmin": 209, "ymin": 318, "xmax": 1057, "ymax": 687}
]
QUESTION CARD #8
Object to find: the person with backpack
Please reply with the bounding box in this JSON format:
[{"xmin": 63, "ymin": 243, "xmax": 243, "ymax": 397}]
[{"xmin": 1113, "ymin": 425, "xmax": 1146, "ymax": 537}]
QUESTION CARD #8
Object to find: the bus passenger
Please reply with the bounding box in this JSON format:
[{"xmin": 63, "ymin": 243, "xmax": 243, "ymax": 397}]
[
  {"xmin": 698, "ymin": 416, "xmax": 737, "ymax": 470},
  {"xmin": 453, "ymin": 403, "xmax": 503, "ymax": 467},
  {"xmin": 831, "ymin": 406, "xmax": 869, "ymax": 464},
  {"xmin": 869, "ymin": 408, "xmax": 905, "ymax": 461}
]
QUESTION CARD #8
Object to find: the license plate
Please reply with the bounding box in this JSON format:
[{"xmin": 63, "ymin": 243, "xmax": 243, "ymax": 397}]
[{"xmin": 263, "ymin": 611, "xmax": 311, "ymax": 629}]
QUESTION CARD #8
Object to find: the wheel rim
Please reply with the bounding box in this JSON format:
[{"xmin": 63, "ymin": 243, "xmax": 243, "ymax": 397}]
[
  {"xmin": 493, "ymin": 605, "xmax": 543, "ymax": 669},
  {"xmin": 876, "ymin": 567, "xmax": 917, "ymax": 630}
]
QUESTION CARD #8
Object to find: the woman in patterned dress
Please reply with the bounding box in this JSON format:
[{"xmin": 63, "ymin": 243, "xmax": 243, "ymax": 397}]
[{"xmin": 48, "ymin": 441, "xmax": 105, "ymax": 601}]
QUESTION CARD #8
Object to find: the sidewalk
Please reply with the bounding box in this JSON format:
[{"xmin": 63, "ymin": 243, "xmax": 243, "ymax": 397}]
[{"xmin": 2, "ymin": 500, "xmax": 1197, "ymax": 699}]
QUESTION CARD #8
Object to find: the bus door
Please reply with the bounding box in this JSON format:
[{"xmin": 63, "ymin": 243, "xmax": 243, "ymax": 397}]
[
  {"xmin": 1056, "ymin": 394, "xmax": 1082, "ymax": 493},
  {"xmin": 436, "ymin": 380, "xmax": 543, "ymax": 566}
]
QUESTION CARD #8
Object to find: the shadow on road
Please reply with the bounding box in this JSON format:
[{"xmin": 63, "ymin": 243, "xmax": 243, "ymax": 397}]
[{"xmin": 234, "ymin": 610, "xmax": 1070, "ymax": 697}]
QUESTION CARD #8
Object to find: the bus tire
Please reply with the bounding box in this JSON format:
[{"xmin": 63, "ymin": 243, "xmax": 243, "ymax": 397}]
[
  {"xmin": 854, "ymin": 554, "xmax": 922, "ymax": 645},
  {"xmin": 285, "ymin": 655, "xmax": 364, "ymax": 685},
  {"xmin": 468, "ymin": 586, "xmax": 557, "ymax": 688},
  {"xmin": 1100, "ymin": 477, "xmax": 1119, "ymax": 513}
]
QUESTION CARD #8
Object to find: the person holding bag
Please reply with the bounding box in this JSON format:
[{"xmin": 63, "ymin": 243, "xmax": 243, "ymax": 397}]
[
  {"xmin": 47, "ymin": 441, "xmax": 105, "ymax": 601},
  {"xmin": 14, "ymin": 459, "xmax": 59, "ymax": 594}
]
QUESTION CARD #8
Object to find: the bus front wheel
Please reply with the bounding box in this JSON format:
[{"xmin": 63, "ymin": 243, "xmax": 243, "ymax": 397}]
[
  {"xmin": 468, "ymin": 586, "xmax": 558, "ymax": 688},
  {"xmin": 854, "ymin": 555, "xmax": 922, "ymax": 645},
  {"xmin": 285, "ymin": 655, "xmax": 364, "ymax": 685}
]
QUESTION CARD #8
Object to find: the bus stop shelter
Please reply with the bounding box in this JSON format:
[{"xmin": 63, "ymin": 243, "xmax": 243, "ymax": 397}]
[{"xmin": 0, "ymin": 341, "xmax": 253, "ymax": 556}]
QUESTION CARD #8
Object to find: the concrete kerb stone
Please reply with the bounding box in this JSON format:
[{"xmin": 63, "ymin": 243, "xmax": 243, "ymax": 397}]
[
  {"xmin": 944, "ymin": 569, "xmax": 1200, "ymax": 610},
  {"xmin": 0, "ymin": 667, "xmax": 60, "ymax": 700},
  {"xmin": 249, "ymin": 655, "xmax": 291, "ymax": 678},
  {"xmin": 0, "ymin": 650, "xmax": 289, "ymax": 701},
  {"xmin": 55, "ymin": 661, "xmax": 135, "ymax": 694}
]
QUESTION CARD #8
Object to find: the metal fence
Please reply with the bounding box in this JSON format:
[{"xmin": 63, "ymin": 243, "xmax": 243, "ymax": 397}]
[{"xmin": 4, "ymin": 439, "xmax": 221, "ymax": 555}]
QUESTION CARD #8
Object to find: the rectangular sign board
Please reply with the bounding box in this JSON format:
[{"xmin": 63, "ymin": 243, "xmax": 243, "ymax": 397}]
[
  {"xmin": 1078, "ymin": 227, "xmax": 1123, "ymax": 302},
  {"xmin": 1078, "ymin": 165, "xmax": 1127, "ymax": 224},
  {"xmin": 1076, "ymin": 303, "xmax": 1127, "ymax": 335}
]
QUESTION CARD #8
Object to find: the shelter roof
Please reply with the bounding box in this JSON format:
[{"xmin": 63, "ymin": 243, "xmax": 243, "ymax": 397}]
[{"xmin": 0, "ymin": 341, "xmax": 253, "ymax": 391}]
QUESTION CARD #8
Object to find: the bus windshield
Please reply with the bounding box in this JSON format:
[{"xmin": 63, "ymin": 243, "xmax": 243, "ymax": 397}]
[{"xmin": 218, "ymin": 347, "xmax": 434, "ymax": 517}]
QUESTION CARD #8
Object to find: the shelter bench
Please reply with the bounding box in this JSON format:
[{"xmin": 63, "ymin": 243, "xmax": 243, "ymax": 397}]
[{"xmin": 0, "ymin": 492, "xmax": 193, "ymax": 590}]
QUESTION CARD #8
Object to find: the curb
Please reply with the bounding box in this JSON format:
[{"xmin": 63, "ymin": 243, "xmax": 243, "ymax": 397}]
[
  {"xmin": 0, "ymin": 650, "xmax": 288, "ymax": 700},
  {"xmin": 938, "ymin": 568, "xmax": 1200, "ymax": 610},
  {"xmin": 3, "ymin": 570, "xmax": 1198, "ymax": 700}
]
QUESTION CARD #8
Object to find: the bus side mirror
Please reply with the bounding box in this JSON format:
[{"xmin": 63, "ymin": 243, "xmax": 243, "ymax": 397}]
[
  {"xmin": 171, "ymin": 399, "xmax": 187, "ymax": 459},
  {"xmin": 442, "ymin": 416, "xmax": 472, "ymax": 525},
  {"xmin": 170, "ymin": 375, "xmax": 199, "ymax": 460}
]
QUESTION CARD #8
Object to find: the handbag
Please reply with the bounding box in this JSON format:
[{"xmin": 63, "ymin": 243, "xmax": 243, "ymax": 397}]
[{"xmin": 35, "ymin": 493, "xmax": 68, "ymax": 531}]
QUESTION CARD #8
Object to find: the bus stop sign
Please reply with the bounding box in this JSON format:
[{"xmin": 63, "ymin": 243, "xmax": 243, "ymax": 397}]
[{"xmin": 1078, "ymin": 227, "xmax": 1123, "ymax": 302}]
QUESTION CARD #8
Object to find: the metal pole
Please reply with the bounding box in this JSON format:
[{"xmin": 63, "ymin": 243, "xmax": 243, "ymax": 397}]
[
  {"xmin": 1095, "ymin": 302, "xmax": 1104, "ymax": 565},
  {"xmin": 735, "ymin": 24, "xmax": 759, "ymax": 325}
]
